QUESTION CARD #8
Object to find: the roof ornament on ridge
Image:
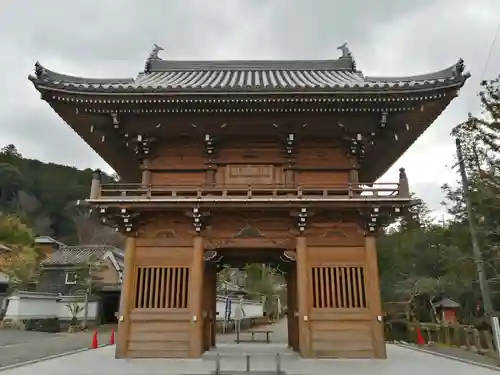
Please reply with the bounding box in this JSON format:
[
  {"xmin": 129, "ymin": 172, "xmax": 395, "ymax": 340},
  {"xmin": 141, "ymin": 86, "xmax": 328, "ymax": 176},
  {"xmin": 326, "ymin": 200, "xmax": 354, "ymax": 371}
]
[
  {"xmin": 453, "ymin": 58, "xmax": 468, "ymax": 78},
  {"xmin": 337, "ymin": 42, "xmax": 352, "ymax": 58},
  {"xmin": 34, "ymin": 61, "xmax": 47, "ymax": 79},
  {"xmin": 337, "ymin": 42, "xmax": 356, "ymax": 70},
  {"xmin": 144, "ymin": 44, "xmax": 164, "ymax": 73}
]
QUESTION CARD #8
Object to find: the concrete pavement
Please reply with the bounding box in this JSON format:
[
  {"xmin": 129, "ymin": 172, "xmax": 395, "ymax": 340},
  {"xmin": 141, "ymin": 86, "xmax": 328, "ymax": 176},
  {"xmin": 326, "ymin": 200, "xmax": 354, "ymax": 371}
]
[
  {"xmin": 0, "ymin": 330, "xmax": 54, "ymax": 347},
  {"xmin": 0, "ymin": 326, "xmax": 115, "ymax": 368},
  {"xmin": 1, "ymin": 319, "xmax": 498, "ymax": 375}
]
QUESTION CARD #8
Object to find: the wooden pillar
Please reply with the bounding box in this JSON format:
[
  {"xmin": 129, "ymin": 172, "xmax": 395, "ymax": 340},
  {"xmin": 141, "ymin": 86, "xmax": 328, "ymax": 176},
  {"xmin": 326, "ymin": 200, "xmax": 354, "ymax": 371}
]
[
  {"xmin": 210, "ymin": 267, "xmax": 217, "ymax": 348},
  {"xmin": 188, "ymin": 236, "xmax": 205, "ymax": 357},
  {"xmin": 285, "ymin": 271, "xmax": 292, "ymax": 348},
  {"xmin": 365, "ymin": 235, "xmax": 387, "ymax": 358},
  {"xmin": 296, "ymin": 236, "xmax": 311, "ymax": 357},
  {"xmin": 115, "ymin": 236, "xmax": 136, "ymax": 358},
  {"xmin": 203, "ymin": 265, "xmax": 217, "ymax": 350},
  {"xmin": 290, "ymin": 266, "xmax": 299, "ymax": 351}
]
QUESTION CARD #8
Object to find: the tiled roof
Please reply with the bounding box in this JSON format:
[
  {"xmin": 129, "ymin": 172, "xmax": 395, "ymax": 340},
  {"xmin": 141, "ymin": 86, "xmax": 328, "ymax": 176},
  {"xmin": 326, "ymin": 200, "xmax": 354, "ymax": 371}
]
[
  {"xmin": 41, "ymin": 245, "xmax": 124, "ymax": 267},
  {"xmin": 433, "ymin": 297, "xmax": 460, "ymax": 308},
  {"xmin": 35, "ymin": 236, "xmax": 65, "ymax": 246},
  {"xmin": 0, "ymin": 244, "xmax": 11, "ymax": 254},
  {"xmin": 28, "ymin": 46, "xmax": 470, "ymax": 95}
]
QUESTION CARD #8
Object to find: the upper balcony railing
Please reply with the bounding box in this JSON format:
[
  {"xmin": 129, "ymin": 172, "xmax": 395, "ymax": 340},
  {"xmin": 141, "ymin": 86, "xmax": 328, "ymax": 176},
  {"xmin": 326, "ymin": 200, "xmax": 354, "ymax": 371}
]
[
  {"xmin": 87, "ymin": 168, "xmax": 411, "ymax": 204},
  {"xmin": 89, "ymin": 182, "xmax": 410, "ymax": 202}
]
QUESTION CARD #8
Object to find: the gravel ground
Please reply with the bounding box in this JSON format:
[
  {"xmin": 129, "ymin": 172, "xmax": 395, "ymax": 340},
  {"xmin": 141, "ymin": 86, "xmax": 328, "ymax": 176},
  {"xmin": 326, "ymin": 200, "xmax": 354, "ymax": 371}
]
[{"xmin": 0, "ymin": 325, "xmax": 116, "ymax": 368}]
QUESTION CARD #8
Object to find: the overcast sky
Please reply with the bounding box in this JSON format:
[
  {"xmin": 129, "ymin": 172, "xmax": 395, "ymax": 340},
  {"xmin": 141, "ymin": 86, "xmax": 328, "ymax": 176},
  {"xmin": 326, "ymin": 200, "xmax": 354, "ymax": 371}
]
[{"xmin": 1, "ymin": 0, "xmax": 499, "ymax": 216}]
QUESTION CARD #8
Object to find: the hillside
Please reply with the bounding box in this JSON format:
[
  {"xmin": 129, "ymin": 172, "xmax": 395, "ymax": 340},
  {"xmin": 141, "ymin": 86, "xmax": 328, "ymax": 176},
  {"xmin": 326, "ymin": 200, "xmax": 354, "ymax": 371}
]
[{"xmin": 0, "ymin": 144, "xmax": 121, "ymax": 245}]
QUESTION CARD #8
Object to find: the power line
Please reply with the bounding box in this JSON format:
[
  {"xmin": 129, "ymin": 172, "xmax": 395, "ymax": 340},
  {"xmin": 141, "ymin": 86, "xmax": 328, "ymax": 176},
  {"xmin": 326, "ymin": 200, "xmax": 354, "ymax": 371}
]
[
  {"xmin": 480, "ymin": 20, "xmax": 500, "ymax": 81},
  {"xmin": 417, "ymin": 20, "xmax": 500, "ymax": 213}
]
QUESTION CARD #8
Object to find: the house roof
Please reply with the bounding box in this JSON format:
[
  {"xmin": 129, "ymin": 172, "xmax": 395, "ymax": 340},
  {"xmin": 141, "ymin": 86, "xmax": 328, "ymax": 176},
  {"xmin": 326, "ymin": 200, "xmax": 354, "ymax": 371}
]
[
  {"xmin": 433, "ymin": 297, "xmax": 460, "ymax": 308},
  {"xmin": 41, "ymin": 245, "xmax": 124, "ymax": 269},
  {"xmin": 28, "ymin": 44, "xmax": 470, "ymax": 95},
  {"xmin": 0, "ymin": 244, "xmax": 11, "ymax": 252},
  {"xmin": 35, "ymin": 236, "xmax": 65, "ymax": 247}
]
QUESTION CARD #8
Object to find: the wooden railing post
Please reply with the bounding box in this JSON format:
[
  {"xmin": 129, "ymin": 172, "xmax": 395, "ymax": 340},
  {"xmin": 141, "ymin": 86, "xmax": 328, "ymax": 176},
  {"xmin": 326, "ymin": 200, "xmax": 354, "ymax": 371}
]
[
  {"xmin": 464, "ymin": 327, "xmax": 472, "ymax": 351},
  {"xmin": 141, "ymin": 159, "xmax": 151, "ymax": 187},
  {"xmin": 398, "ymin": 168, "xmax": 410, "ymax": 198},
  {"xmin": 482, "ymin": 330, "xmax": 497, "ymax": 357},
  {"xmin": 90, "ymin": 169, "xmax": 101, "ymax": 199},
  {"xmin": 473, "ymin": 328, "xmax": 485, "ymax": 354}
]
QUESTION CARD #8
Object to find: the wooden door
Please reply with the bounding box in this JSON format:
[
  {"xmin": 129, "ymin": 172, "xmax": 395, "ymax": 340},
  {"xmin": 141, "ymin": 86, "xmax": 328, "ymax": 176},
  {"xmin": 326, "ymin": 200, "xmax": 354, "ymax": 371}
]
[
  {"xmin": 309, "ymin": 264, "xmax": 375, "ymax": 358},
  {"xmin": 125, "ymin": 239, "xmax": 193, "ymax": 358}
]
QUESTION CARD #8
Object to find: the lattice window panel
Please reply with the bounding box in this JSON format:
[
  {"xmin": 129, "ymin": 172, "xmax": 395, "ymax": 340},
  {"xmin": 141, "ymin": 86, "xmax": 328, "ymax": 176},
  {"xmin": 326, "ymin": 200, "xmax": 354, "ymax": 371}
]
[
  {"xmin": 134, "ymin": 267, "xmax": 190, "ymax": 309},
  {"xmin": 311, "ymin": 266, "xmax": 367, "ymax": 309}
]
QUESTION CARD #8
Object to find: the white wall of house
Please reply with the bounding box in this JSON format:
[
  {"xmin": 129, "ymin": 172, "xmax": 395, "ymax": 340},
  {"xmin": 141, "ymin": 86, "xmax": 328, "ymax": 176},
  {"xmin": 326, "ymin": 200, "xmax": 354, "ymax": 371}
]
[
  {"xmin": 3, "ymin": 292, "xmax": 98, "ymax": 321},
  {"xmin": 0, "ymin": 272, "xmax": 8, "ymax": 283},
  {"xmin": 4, "ymin": 292, "xmax": 263, "ymax": 322},
  {"xmin": 215, "ymin": 296, "xmax": 264, "ymax": 320}
]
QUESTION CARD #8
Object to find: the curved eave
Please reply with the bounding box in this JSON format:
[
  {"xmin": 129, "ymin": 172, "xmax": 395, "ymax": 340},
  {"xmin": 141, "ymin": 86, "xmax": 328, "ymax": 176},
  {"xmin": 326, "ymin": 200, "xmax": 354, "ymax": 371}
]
[
  {"xmin": 360, "ymin": 95, "xmax": 457, "ymax": 181},
  {"xmin": 46, "ymin": 101, "xmax": 141, "ymax": 182}
]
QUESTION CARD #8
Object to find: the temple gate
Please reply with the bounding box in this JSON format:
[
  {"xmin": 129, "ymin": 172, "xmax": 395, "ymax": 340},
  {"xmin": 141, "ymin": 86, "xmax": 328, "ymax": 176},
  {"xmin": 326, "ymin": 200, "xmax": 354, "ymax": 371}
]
[{"xmin": 29, "ymin": 43, "xmax": 469, "ymax": 359}]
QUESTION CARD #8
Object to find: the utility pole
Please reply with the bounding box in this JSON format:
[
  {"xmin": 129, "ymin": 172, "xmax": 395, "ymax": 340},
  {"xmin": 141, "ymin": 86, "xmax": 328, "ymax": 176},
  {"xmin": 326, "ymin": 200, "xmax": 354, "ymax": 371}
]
[{"xmin": 456, "ymin": 137, "xmax": 500, "ymax": 353}]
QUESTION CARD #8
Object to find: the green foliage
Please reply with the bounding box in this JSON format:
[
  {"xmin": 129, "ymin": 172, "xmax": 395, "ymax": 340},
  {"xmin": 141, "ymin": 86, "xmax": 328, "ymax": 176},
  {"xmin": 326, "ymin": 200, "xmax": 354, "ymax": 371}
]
[
  {"xmin": 379, "ymin": 75, "xmax": 500, "ymax": 324},
  {"xmin": 0, "ymin": 213, "xmax": 35, "ymax": 246},
  {"xmin": 65, "ymin": 303, "xmax": 84, "ymax": 325},
  {"xmin": 0, "ymin": 214, "xmax": 40, "ymax": 291},
  {"xmin": 0, "ymin": 144, "xmax": 115, "ymax": 243},
  {"xmin": 22, "ymin": 317, "xmax": 60, "ymax": 332}
]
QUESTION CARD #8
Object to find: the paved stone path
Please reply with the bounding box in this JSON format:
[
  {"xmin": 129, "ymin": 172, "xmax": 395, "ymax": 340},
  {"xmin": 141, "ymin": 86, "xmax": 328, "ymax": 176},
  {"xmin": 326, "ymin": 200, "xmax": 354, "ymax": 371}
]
[
  {"xmin": 0, "ymin": 325, "xmax": 115, "ymax": 368},
  {"xmin": 1, "ymin": 319, "xmax": 498, "ymax": 375},
  {"xmin": 1, "ymin": 343, "xmax": 498, "ymax": 375},
  {"xmin": 216, "ymin": 318, "xmax": 288, "ymax": 345}
]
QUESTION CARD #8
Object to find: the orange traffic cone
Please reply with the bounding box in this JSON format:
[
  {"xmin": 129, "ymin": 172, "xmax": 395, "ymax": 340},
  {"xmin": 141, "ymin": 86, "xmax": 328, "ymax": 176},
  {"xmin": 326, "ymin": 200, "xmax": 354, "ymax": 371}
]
[
  {"xmin": 90, "ymin": 329, "xmax": 99, "ymax": 349},
  {"xmin": 416, "ymin": 327, "xmax": 425, "ymax": 345},
  {"xmin": 109, "ymin": 328, "xmax": 115, "ymax": 345}
]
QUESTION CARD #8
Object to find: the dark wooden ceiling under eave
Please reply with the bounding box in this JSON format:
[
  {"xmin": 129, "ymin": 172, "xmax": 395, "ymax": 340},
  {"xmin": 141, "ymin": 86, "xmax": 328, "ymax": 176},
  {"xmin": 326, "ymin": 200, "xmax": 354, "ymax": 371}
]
[
  {"xmin": 49, "ymin": 100, "xmax": 142, "ymax": 182},
  {"xmin": 360, "ymin": 94, "xmax": 457, "ymax": 182}
]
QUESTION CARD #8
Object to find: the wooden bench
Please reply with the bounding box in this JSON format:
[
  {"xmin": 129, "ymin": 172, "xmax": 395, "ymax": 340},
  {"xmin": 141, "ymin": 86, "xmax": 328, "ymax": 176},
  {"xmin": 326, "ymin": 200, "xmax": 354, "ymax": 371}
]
[{"xmin": 236, "ymin": 330, "xmax": 272, "ymax": 343}]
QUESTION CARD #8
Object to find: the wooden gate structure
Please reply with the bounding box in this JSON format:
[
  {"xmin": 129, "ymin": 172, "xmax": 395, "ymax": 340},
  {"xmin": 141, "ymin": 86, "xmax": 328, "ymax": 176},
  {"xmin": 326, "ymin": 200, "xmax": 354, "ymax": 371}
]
[{"xmin": 29, "ymin": 44, "xmax": 469, "ymax": 359}]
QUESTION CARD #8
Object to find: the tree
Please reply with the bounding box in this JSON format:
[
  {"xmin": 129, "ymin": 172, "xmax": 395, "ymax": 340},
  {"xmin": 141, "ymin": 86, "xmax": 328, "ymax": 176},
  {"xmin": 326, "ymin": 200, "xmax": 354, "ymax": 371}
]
[
  {"xmin": 0, "ymin": 246, "xmax": 41, "ymax": 292},
  {"xmin": 66, "ymin": 203, "xmax": 124, "ymax": 247},
  {"xmin": 0, "ymin": 144, "xmax": 22, "ymax": 158},
  {"xmin": 0, "ymin": 163, "xmax": 24, "ymax": 211},
  {"xmin": 0, "ymin": 213, "xmax": 35, "ymax": 247},
  {"xmin": 0, "ymin": 143, "xmax": 118, "ymax": 242},
  {"xmin": 68, "ymin": 253, "xmax": 106, "ymax": 329},
  {"xmin": 0, "ymin": 214, "xmax": 41, "ymax": 292}
]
